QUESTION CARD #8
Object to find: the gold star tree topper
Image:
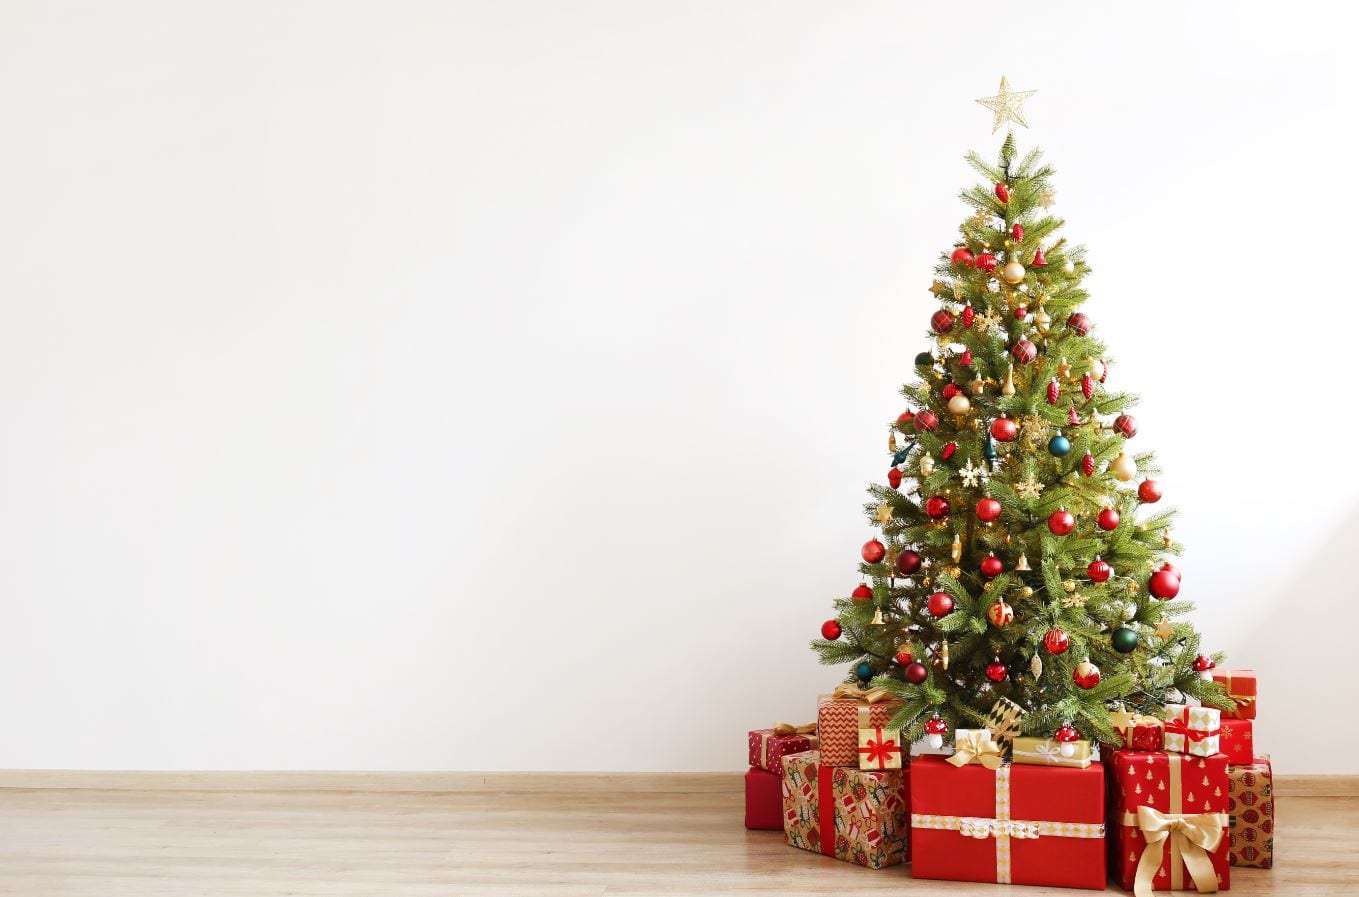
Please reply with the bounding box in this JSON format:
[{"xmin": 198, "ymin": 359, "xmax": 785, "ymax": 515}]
[{"xmin": 976, "ymin": 76, "xmax": 1037, "ymax": 133}]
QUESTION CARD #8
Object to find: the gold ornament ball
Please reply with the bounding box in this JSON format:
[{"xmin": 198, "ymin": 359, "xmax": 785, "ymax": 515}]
[
  {"xmin": 1110, "ymin": 451, "xmax": 1138, "ymax": 482},
  {"xmin": 1063, "ymin": 580, "xmax": 1076, "ymax": 593},
  {"xmin": 947, "ymin": 393, "xmax": 972, "ymax": 415},
  {"xmin": 1001, "ymin": 260, "xmax": 1026, "ymax": 284},
  {"xmin": 1020, "ymin": 586, "xmax": 1034, "ymax": 598}
]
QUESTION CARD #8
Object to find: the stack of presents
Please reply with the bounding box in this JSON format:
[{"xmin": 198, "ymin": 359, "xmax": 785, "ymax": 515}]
[{"xmin": 746, "ymin": 669, "xmax": 1271, "ymax": 892}]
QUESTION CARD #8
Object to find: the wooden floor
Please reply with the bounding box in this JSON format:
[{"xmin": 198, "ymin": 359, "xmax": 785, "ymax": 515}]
[{"xmin": 0, "ymin": 773, "xmax": 1348, "ymax": 896}]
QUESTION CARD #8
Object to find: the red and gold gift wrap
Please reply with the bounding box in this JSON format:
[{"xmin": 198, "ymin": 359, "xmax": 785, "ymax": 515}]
[
  {"xmin": 748, "ymin": 723, "xmax": 817, "ymax": 776},
  {"xmin": 1217, "ymin": 719, "xmax": 1254, "ymax": 766},
  {"xmin": 781, "ymin": 749, "xmax": 910, "ymax": 869},
  {"xmin": 1112, "ymin": 707, "xmax": 1166, "ymax": 752},
  {"xmin": 1111, "ymin": 748, "xmax": 1231, "ymax": 896},
  {"xmin": 745, "ymin": 767, "xmax": 782, "ymax": 830},
  {"xmin": 1211, "ymin": 669, "xmax": 1257, "ymax": 720},
  {"xmin": 858, "ymin": 726, "xmax": 903, "ymax": 770},
  {"xmin": 911, "ymin": 755, "xmax": 1107, "ymax": 889},
  {"xmin": 1227, "ymin": 756, "xmax": 1274, "ymax": 869},
  {"xmin": 816, "ymin": 685, "xmax": 903, "ymax": 767}
]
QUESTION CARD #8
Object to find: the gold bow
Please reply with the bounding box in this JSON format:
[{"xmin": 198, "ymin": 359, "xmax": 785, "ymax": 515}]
[
  {"xmin": 771, "ymin": 721, "xmax": 816, "ymax": 736},
  {"xmin": 947, "ymin": 729, "xmax": 1003, "ymax": 770},
  {"xmin": 831, "ymin": 683, "xmax": 891, "ymax": 704},
  {"xmin": 1125, "ymin": 806, "xmax": 1227, "ymax": 897}
]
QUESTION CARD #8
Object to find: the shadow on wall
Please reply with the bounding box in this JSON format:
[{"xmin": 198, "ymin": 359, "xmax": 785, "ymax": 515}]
[{"xmin": 1232, "ymin": 501, "xmax": 1359, "ymax": 774}]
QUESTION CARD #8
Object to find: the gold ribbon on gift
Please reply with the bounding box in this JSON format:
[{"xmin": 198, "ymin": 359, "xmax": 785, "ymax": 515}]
[
  {"xmin": 1120, "ymin": 753, "xmax": 1228, "ymax": 897},
  {"xmin": 912, "ymin": 765, "xmax": 1104, "ymax": 884},
  {"xmin": 947, "ymin": 730, "xmax": 1004, "ymax": 770},
  {"xmin": 759, "ymin": 722, "xmax": 817, "ymax": 768},
  {"xmin": 831, "ymin": 683, "xmax": 892, "ymax": 704}
]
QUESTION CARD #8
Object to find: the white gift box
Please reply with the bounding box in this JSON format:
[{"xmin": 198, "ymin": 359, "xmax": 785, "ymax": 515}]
[{"xmin": 1163, "ymin": 703, "xmax": 1221, "ymax": 757}]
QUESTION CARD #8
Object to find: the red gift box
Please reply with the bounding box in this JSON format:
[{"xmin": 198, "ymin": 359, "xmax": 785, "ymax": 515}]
[
  {"xmin": 1218, "ymin": 719, "xmax": 1254, "ymax": 766},
  {"xmin": 910, "ymin": 755, "xmax": 1107, "ymax": 889},
  {"xmin": 1111, "ymin": 749, "xmax": 1231, "ymax": 895},
  {"xmin": 1211, "ymin": 669, "xmax": 1257, "ymax": 720},
  {"xmin": 817, "ymin": 687, "xmax": 903, "ymax": 767},
  {"xmin": 1112, "ymin": 706, "xmax": 1165, "ymax": 752},
  {"xmin": 745, "ymin": 767, "xmax": 782, "ymax": 830},
  {"xmin": 747, "ymin": 725, "xmax": 817, "ymax": 776}
]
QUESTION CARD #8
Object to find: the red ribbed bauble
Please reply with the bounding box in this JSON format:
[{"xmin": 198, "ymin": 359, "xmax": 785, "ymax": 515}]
[
  {"xmin": 985, "ymin": 659, "xmax": 1009, "ymax": 683},
  {"xmin": 1137, "ymin": 480, "xmax": 1162, "ymax": 503},
  {"xmin": 990, "ymin": 416, "xmax": 1018, "ymax": 442},
  {"xmin": 942, "ymin": 383, "xmax": 960, "ymax": 400},
  {"xmin": 1067, "ymin": 312, "xmax": 1092, "ymax": 335},
  {"xmin": 975, "ymin": 252, "xmax": 998, "ymax": 272},
  {"xmin": 861, "ymin": 539, "xmax": 886, "ymax": 564},
  {"xmin": 851, "ymin": 583, "xmax": 873, "ymax": 601},
  {"xmin": 1087, "ymin": 557, "xmax": 1112, "ymax": 583},
  {"xmin": 940, "ymin": 441, "xmax": 957, "ymax": 460},
  {"xmin": 904, "ymin": 661, "xmax": 929, "ymax": 684},
  {"xmin": 1011, "ymin": 223, "xmax": 1024, "ymax": 241},
  {"xmin": 931, "ymin": 310, "xmax": 954, "ymax": 333},
  {"xmin": 915, "ymin": 410, "xmax": 938, "ymax": 433},
  {"xmin": 927, "ymin": 591, "xmax": 954, "ymax": 617},
  {"xmin": 975, "ymin": 497, "xmax": 1002, "ymax": 523},
  {"xmin": 895, "ymin": 549, "xmax": 922, "ymax": 576},
  {"xmin": 1043, "ymin": 628, "xmax": 1071, "ymax": 654},
  {"xmin": 1046, "ymin": 379, "xmax": 1060, "ymax": 405},
  {"xmin": 894, "ymin": 647, "xmax": 914, "ymax": 666},
  {"xmin": 1072, "ymin": 659, "xmax": 1101, "ymax": 689},
  {"xmin": 1081, "ymin": 453, "xmax": 1095, "ymax": 477},
  {"xmin": 1097, "ymin": 507, "xmax": 1120, "ymax": 531},
  {"xmin": 821, "ymin": 620, "xmax": 842, "ymax": 640},
  {"xmin": 1014, "ymin": 306, "xmax": 1028, "ymax": 319},
  {"xmin": 950, "ymin": 246, "xmax": 975, "ymax": 268},
  {"xmin": 1113, "ymin": 414, "xmax": 1138, "ymax": 438},
  {"xmin": 1081, "ymin": 373, "xmax": 1095, "ymax": 400},
  {"xmin": 1148, "ymin": 566, "xmax": 1181, "ymax": 600},
  {"xmin": 887, "ymin": 468, "xmax": 903, "ymax": 489},
  {"xmin": 1011, "ymin": 339, "xmax": 1038, "ymax": 365},
  {"xmin": 924, "ymin": 495, "xmax": 951, "ymax": 519},
  {"xmin": 980, "ymin": 554, "xmax": 1004, "ymax": 578},
  {"xmin": 1047, "ymin": 508, "xmax": 1075, "ymax": 536},
  {"xmin": 962, "ymin": 306, "xmax": 975, "ymax": 328},
  {"xmin": 994, "ymin": 182, "xmax": 1010, "ymax": 202}
]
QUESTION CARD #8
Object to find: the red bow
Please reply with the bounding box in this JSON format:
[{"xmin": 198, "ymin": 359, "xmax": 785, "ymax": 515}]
[
  {"xmin": 1165, "ymin": 711, "xmax": 1220, "ymax": 742},
  {"xmin": 858, "ymin": 728, "xmax": 901, "ymax": 769}
]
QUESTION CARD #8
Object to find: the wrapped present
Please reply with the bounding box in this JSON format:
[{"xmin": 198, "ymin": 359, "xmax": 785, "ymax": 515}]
[
  {"xmin": 1111, "ymin": 705, "xmax": 1165, "ymax": 751},
  {"xmin": 984, "ymin": 696, "xmax": 1028, "ymax": 754},
  {"xmin": 745, "ymin": 767, "xmax": 782, "ymax": 830},
  {"xmin": 1227, "ymin": 755, "xmax": 1273, "ymax": 869},
  {"xmin": 947, "ymin": 729, "xmax": 1005, "ymax": 769},
  {"xmin": 911, "ymin": 755, "xmax": 1107, "ymax": 889},
  {"xmin": 1012, "ymin": 735, "xmax": 1093, "ymax": 769},
  {"xmin": 1217, "ymin": 719, "xmax": 1254, "ymax": 766},
  {"xmin": 858, "ymin": 726, "xmax": 903, "ymax": 770},
  {"xmin": 1164, "ymin": 704, "xmax": 1222, "ymax": 758},
  {"xmin": 748, "ymin": 723, "xmax": 818, "ymax": 776},
  {"xmin": 1211, "ymin": 669, "xmax": 1257, "ymax": 721},
  {"xmin": 817, "ymin": 685, "xmax": 903, "ymax": 767},
  {"xmin": 781, "ymin": 749, "xmax": 910, "ymax": 868},
  {"xmin": 1111, "ymin": 749, "xmax": 1231, "ymax": 895}
]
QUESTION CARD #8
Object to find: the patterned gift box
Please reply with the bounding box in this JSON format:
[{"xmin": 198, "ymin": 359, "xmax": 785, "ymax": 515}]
[
  {"xmin": 1011, "ymin": 736, "xmax": 1093, "ymax": 769},
  {"xmin": 985, "ymin": 697, "xmax": 1028, "ymax": 755},
  {"xmin": 1110, "ymin": 749, "xmax": 1231, "ymax": 894},
  {"xmin": 911, "ymin": 755, "xmax": 1107, "ymax": 889},
  {"xmin": 748, "ymin": 724, "xmax": 818, "ymax": 776},
  {"xmin": 857, "ymin": 726, "xmax": 903, "ymax": 770},
  {"xmin": 816, "ymin": 686, "xmax": 903, "ymax": 767},
  {"xmin": 781, "ymin": 749, "xmax": 910, "ymax": 868},
  {"xmin": 1211, "ymin": 669, "xmax": 1257, "ymax": 721},
  {"xmin": 1164, "ymin": 704, "xmax": 1222, "ymax": 758},
  {"xmin": 1228, "ymin": 755, "xmax": 1274, "ymax": 869},
  {"xmin": 1218, "ymin": 719, "xmax": 1254, "ymax": 766},
  {"xmin": 1111, "ymin": 706, "xmax": 1165, "ymax": 752},
  {"xmin": 745, "ymin": 767, "xmax": 782, "ymax": 830}
]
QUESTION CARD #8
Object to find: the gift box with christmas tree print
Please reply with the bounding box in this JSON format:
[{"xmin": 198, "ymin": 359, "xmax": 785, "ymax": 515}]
[{"xmin": 781, "ymin": 749, "xmax": 909, "ymax": 869}]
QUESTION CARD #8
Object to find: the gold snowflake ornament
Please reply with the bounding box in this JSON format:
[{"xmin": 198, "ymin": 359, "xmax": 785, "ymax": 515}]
[
  {"xmin": 1020, "ymin": 414, "xmax": 1049, "ymax": 448},
  {"xmin": 957, "ymin": 458, "xmax": 989, "ymax": 488},
  {"xmin": 974, "ymin": 309, "xmax": 1003, "ymax": 333},
  {"xmin": 1038, "ymin": 186, "xmax": 1056, "ymax": 209},
  {"xmin": 1015, "ymin": 475, "xmax": 1045, "ymax": 500},
  {"xmin": 976, "ymin": 76, "xmax": 1037, "ymax": 134},
  {"xmin": 1061, "ymin": 592, "xmax": 1088, "ymax": 609}
]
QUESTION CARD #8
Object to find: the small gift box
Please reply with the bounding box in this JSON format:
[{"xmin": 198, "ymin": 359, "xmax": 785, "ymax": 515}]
[
  {"xmin": 984, "ymin": 697, "xmax": 1027, "ymax": 754},
  {"xmin": 1111, "ymin": 748, "xmax": 1231, "ymax": 894},
  {"xmin": 748, "ymin": 723, "xmax": 817, "ymax": 776},
  {"xmin": 1011, "ymin": 735, "xmax": 1093, "ymax": 768},
  {"xmin": 816, "ymin": 685, "xmax": 903, "ymax": 767},
  {"xmin": 947, "ymin": 729, "xmax": 1005, "ymax": 769},
  {"xmin": 1227, "ymin": 755, "xmax": 1274, "ymax": 869},
  {"xmin": 1218, "ymin": 719, "xmax": 1254, "ymax": 765},
  {"xmin": 745, "ymin": 767, "xmax": 782, "ymax": 830},
  {"xmin": 1211, "ymin": 669, "xmax": 1257, "ymax": 720},
  {"xmin": 858, "ymin": 726, "xmax": 903, "ymax": 770},
  {"xmin": 781, "ymin": 749, "xmax": 910, "ymax": 868},
  {"xmin": 1164, "ymin": 703, "xmax": 1222, "ymax": 757},
  {"xmin": 1111, "ymin": 705, "xmax": 1165, "ymax": 751}
]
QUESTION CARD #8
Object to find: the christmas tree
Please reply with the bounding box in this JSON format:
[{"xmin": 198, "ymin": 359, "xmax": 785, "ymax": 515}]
[{"xmin": 812, "ymin": 96, "xmax": 1233, "ymax": 748}]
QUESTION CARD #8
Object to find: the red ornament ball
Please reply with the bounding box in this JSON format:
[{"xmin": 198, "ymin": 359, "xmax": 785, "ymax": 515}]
[
  {"xmin": 1067, "ymin": 312, "xmax": 1092, "ymax": 336},
  {"xmin": 897, "ymin": 410, "xmax": 915, "ymax": 429},
  {"xmin": 1160, "ymin": 562, "xmax": 1182, "ymax": 579},
  {"xmin": 924, "ymin": 715, "xmax": 948, "ymax": 735},
  {"xmin": 931, "ymin": 309, "xmax": 954, "ymax": 334},
  {"xmin": 894, "ymin": 647, "xmax": 914, "ymax": 666},
  {"xmin": 950, "ymin": 246, "xmax": 975, "ymax": 268},
  {"xmin": 985, "ymin": 659, "xmax": 1009, "ymax": 683},
  {"xmin": 851, "ymin": 582, "xmax": 873, "ymax": 602},
  {"xmin": 994, "ymin": 182, "xmax": 1010, "ymax": 202},
  {"xmin": 1113, "ymin": 414, "xmax": 1138, "ymax": 439},
  {"xmin": 942, "ymin": 383, "xmax": 960, "ymax": 400},
  {"xmin": 904, "ymin": 661, "xmax": 929, "ymax": 684},
  {"xmin": 924, "ymin": 495, "xmax": 951, "ymax": 519},
  {"xmin": 1047, "ymin": 508, "xmax": 1075, "ymax": 536},
  {"xmin": 1148, "ymin": 566, "xmax": 1181, "ymax": 600},
  {"xmin": 914, "ymin": 410, "xmax": 938, "ymax": 433},
  {"xmin": 1087, "ymin": 557, "xmax": 1113, "ymax": 583},
  {"xmin": 1014, "ymin": 306, "xmax": 1028, "ymax": 319},
  {"xmin": 821, "ymin": 620, "xmax": 842, "ymax": 640},
  {"xmin": 1043, "ymin": 628, "xmax": 1071, "ymax": 654},
  {"xmin": 861, "ymin": 539, "xmax": 886, "ymax": 564},
  {"xmin": 887, "ymin": 467, "xmax": 903, "ymax": 489},
  {"xmin": 1097, "ymin": 507, "xmax": 1121, "ymax": 531},
  {"xmin": 962, "ymin": 306, "xmax": 975, "ymax": 328},
  {"xmin": 927, "ymin": 591, "xmax": 954, "ymax": 617},
  {"xmin": 895, "ymin": 549, "xmax": 922, "ymax": 576},
  {"xmin": 1072, "ymin": 659, "xmax": 1101, "ymax": 689},
  {"xmin": 1011, "ymin": 339, "xmax": 1038, "ymax": 365},
  {"xmin": 940, "ymin": 441, "xmax": 958, "ymax": 461},
  {"xmin": 1192, "ymin": 654, "xmax": 1216, "ymax": 672},
  {"xmin": 980, "ymin": 554, "xmax": 1004, "ymax": 578},
  {"xmin": 975, "ymin": 497, "xmax": 1002, "ymax": 523},
  {"xmin": 986, "ymin": 599, "xmax": 1014, "ymax": 626},
  {"xmin": 990, "ymin": 416, "xmax": 1018, "ymax": 442},
  {"xmin": 1137, "ymin": 480, "xmax": 1162, "ymax": 503},
  {"xmin": 975, "ymin": 252, "xmax": 998, "ymax": 272}
]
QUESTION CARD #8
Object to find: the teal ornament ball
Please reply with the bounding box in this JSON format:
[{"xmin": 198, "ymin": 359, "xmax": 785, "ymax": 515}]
[
  {"xmin": 1048, "ymin": 433, "xmax": 1072, "ymax": 456},
  {"xmin": 1111, "ymin": 626, "xmax": 1139, "ymax": 654},
  {"xmin": 855, "ymin": 661, "xmax": 875, "ymax": 682}
]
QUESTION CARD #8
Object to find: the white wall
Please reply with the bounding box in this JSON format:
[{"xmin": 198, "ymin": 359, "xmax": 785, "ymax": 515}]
[{"xmin": 2, "ymin": 1, "xmax": 1356, "ymax": 774}]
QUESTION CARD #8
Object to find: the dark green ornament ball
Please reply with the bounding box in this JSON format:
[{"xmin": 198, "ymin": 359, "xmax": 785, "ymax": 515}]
[
  {"xmin": 915, "ymin": 352, "xmax": 934, "ymax": 367},
  {"xmin": 855, "ymin": 661, "xmax": 875, "ymax": 682},
  {"xmin": 1111, "ymin": 626, "xmax": 1139, "ymax": 654}
]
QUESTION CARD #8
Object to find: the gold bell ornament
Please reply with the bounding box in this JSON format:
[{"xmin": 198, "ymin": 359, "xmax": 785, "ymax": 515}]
[
  {"xmin": 870, "ymin": 607, "xmax": 885, "ymax": 625},
  {"xmin": 1015, "ymin": 553, "xmax": 1031, "ymax": 571},
  {"xmin": 1109, "ymin": 451, "xmax": 1137, "ymax": 482}
]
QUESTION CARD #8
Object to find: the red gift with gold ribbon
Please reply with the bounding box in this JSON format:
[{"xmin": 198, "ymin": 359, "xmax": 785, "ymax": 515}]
[
  {"xmin": 1211, "ymin": 669, "xmax": 1257, "ymax": 720},
  {"xmin": 747, "ymin": 722, "xmax": 817, "ymax": 776}
]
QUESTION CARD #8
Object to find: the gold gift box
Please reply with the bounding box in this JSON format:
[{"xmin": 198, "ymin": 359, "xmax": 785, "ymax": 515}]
[{"xmin": 1010, "ymin": 736, "xmax": 1092, "ymax": 768}]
